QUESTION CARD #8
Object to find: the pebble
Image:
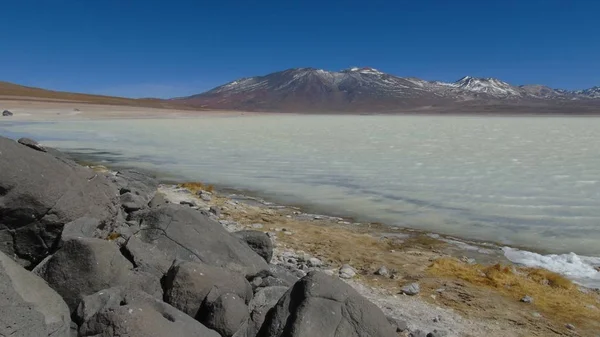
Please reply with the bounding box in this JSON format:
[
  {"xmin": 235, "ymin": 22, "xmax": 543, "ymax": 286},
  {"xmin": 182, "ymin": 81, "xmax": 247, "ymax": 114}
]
[
  {"xmin": 386, "ymin": 317, "xmax": 409, "ymax": 332},
  {"xmin": 432, "ymin": 315, "xmax": 442, "ymax": 323},
  {"xmin": 200, "ymin": 194, "xmax": 212, "ymax": 202},
  {"xmin": 179, "ymin": 201, "xmax": 196, "ymax": 207},
  {"xmin": 251, "ymin": 223, "xmax": 264, "ymax": 229},
  {"xmin": 435, "ymin": 288, "xmax": 445, "ymax": 293},
  {"xmin": 308, "ymin": 257, "xmax": 323, "ymax": 267},
  {"xmin": 284, "ymin": 231, "xmax": 294, "ymax": 235},
  {"xmin": 339, "ymin": 264, "xmax": 357, "ymax": 279},
  {"xmin": 520, "ymin": 295, "xmax": 533, "ymax": 303},
  {"xmin": 565, "ymin": 323, "xmax": 575, "ymax": 330},
  {"xmin": 401, "ymin": 283, "xmax": 420, "ymax": 296},
  {"xmin": 375, "ymin": 266, "xmax": 390, "ymax": 277}
]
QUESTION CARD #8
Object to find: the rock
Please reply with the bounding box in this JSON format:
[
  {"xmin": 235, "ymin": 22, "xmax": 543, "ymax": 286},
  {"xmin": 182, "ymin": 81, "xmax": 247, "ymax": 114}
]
[
  {"xmin": 120, "ymin": 192, "xmax": 147, "ymax": 212},
  {"xmin": 375, "ymin": 266, "xmax": 390, "ymax": 277},
  {"xmin": 427, "ymin": 330, "xmax": 448, "ymax": 337},
  {"xmin": 131, "ymin": 205, "xmax": 268, "ymax": 277},
  {"xmin": 0, "ymin": 136, "xmax": 119, "ymax": 267},
  {"xmin": 251, "ymin": 223, "xmax": 263, "ymax": 229},
  {"xmin": 432, "ymin": 314, "xmax": 442, "ymax": 322},
  {"xmin": 60, "ymin": 217, "xmax": 102, "ymax": 242},
  {"xmin": 233, "ymin": 230, "xmax": 273, "ymax": 263},
  {"xmin": 36, "ymin": 237, "xmax": 133, "ymax": 311},
  {"xmin": 521, "ymin": 295, "xmax": 533, "ymax": 303},
  {"xmin": 75, "ymin": 286, "xmax": 220, "ymax": 337},
  {"xmin": 257, "ymin": 271, "xmax": 396, "ymax": 337},
  {"xmin": 110, "ymin": 169, "xmax": 157, "ymax": 201},
  {"xmin": 210, "ymin": 205, "xmax": 221, "ymax": 217},
  {"xmin": 163, "ymin": 261, "xmax": 252, "ymax": 318},
  {"xmin": 2, "ymin": 109, "xmax": 13, "ymax": 116},
  {"xmin": 401, "ymin": 283, "xmax": 420, "ymax": 296},
  {"xmin": 386, "ymin": 316, "xmax": 409, "ymax": 332},
  {"xmin": 307, "ymin": 257, "xmax": 322, "ymax": 267},
  {"xmin": 149, "ymin": 192, "xmax": 170, "ymax": 208},
  {"xmin": 180, "ymin": 200, "xmax": 197, "ymax": 207},
  {"xmin": 0, "ymin": 250, "xmax": 71, "ymax": 337},
  {"xmin": 252, "ymin": 264, "xmax": 300, "ymax": 288},
  {"xmin": 246, "ymin": 286, "xmax": 288, "ymax": 337},
  {"xmin": 565, "ymin": 323, "xmax": 575, "ymax": 330},
  {"xmin": 17, "ymin": 137, "xmax": 47, "ymax": 152},
  {"xmin": 339, "ymin": 264, "xmax": 356, "ymax": 279},
  {"xmin": 121, "ymin": 235, "xmax": 172, "ymax": 277},
  {"xmin": 198, "ymin": 291, "xmax": 249, "ymax": 337},
  {"xmin": 201, "ymin": 193, "xmax": 212, "ymax": 202}
]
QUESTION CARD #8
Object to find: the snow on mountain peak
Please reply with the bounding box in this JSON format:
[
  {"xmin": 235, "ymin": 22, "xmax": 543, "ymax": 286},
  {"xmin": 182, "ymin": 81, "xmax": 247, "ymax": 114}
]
[
  {"xmin": 453, "ymin": 76, "xmax": 521, "ymax": 96},
  {"xmin": 343, "ymin": 67, "xmax": 383, "ymax": 75}
]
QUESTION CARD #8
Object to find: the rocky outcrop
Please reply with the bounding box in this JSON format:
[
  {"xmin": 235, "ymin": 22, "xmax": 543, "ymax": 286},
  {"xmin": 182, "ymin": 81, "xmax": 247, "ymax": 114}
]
[
  {"xmin": 130, "ymin": 204, "xmax": 269, "ymax": 277},
  {"xmin": 0, "ymin": 250, "xmax": 71, "ymax": 337},
  {"xmin": 0, "ymin": 136, "xmax": 119, "ymax": 267},
  {"xmin": 75, "ymin": 286, "xmax": 220, "ymax": 337},
  {"xmin": 233, "ymin": 230, "xmax": 273, "ymax": 263},
  {"xmin": 258, "ymin": 271, "xmax": 397, "ymax": 337}
]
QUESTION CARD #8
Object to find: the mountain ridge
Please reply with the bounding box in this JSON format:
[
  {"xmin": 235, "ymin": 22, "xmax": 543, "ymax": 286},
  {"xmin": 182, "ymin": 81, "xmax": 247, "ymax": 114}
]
[{"xmin": 177, "ymin": 67, "xmax": 600, "ymax": 113}]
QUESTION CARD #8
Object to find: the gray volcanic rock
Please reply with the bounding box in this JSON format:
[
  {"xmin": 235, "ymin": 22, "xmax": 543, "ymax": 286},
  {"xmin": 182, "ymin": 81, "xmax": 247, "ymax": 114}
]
[
  {"xmin": 233, "ymin": 230, "xmax": 273, "ymax": 263},
  {"xmin": 36, "ymin": 237, "xmax": 133, "ymax": 311},
  {"xmin": 17, "ymin": 137, "xmax": 47, "ymax": 152},
  {"xmin": 0, "ymin": 135, "xmax": 119, "ymax": 267},
  {"xmin": 121, "ymin": 235, "xmax": 173, "ymax": 277},
  {"xmin": 2, "ymin": 109, "xmax": 13, "ymax": 116},
  {"xmin": 75, "ymin": 286, "xmax": 220, "ymax": 337},
  {"xmin": 245, "ymin": 286, "xmax": 288, "ymax": 337},
  {"xmin": 257, "ymin": 271, "xmax": 396, "ymax": 337},
  {"xmin": 200, "ymin": 291, "xmax": 249, "ymax": 337},
  {"xmin": 130, "ymin": 204, "xmax": 269, "ymax": 277},
  {"xmin": 0, "ymin": 250, "xmax": 71, "ymax": 337},
  {"xmin": 163, "ymin": 260, "xmax": 252, "ymax": 318}
]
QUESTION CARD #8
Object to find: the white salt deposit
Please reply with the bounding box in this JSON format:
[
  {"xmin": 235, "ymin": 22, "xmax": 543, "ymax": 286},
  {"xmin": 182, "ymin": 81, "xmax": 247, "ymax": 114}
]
[{"xmin": 503, "ymin": 247, "xmax": 600, "ymax": 288}]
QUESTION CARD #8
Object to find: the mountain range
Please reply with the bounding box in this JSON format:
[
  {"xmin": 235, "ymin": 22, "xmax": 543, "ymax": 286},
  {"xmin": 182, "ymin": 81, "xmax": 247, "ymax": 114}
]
[
  {"xmin": 177, "ymin": 67, "xmax": 600, "ymax": 113},
  {"xmin": 1, "ymin": 68, "xmax": 599, "ymax": 114}
]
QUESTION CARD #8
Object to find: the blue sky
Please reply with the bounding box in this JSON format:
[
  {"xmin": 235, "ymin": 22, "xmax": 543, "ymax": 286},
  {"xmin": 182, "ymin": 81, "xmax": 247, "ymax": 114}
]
[{"xmin": 0, "ymin": 0, "xmax": 598, "ymax": 98}]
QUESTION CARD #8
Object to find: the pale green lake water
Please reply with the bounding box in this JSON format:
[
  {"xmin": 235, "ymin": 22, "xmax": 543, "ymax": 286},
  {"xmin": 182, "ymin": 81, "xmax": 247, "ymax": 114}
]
[{"xmin": 2, "ymin": 115, "xmax": 599, "ymax": 257}]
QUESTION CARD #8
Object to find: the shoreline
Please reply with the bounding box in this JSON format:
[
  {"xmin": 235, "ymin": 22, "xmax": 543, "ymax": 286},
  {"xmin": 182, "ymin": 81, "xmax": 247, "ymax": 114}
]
[{"xmin": 150, "ymin": 181, "xmax": 600, "ymax": 336}]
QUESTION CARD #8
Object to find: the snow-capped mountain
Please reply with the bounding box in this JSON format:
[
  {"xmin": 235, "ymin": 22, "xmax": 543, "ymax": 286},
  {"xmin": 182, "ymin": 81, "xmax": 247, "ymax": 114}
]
[
  {"xmin": 177, "ymin": 68, "xmax": 600, "ymax": 113},
  {"xmin": 575, "ymin": 86, "xmax": 600, "ymax": 98}
]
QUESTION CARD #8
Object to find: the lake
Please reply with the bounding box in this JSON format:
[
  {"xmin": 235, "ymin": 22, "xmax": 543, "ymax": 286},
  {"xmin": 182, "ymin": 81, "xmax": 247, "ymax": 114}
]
[{"xmin": 2, "ymin": 115, "xmax": 599, "ymax": 256}]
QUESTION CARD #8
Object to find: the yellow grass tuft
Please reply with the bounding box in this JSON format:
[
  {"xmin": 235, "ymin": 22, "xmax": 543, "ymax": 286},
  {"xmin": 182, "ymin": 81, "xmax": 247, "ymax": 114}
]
[
  {"xmin": 106, "ymin": 232, "xmax": 121, "ymax": 241},
  {"xmin": 429, "ymin": 258, "xmax": 600, "ymax": 325},
  {"xmin": 179, "ymin": 182, "xmax": 214, "ymax": 193}
]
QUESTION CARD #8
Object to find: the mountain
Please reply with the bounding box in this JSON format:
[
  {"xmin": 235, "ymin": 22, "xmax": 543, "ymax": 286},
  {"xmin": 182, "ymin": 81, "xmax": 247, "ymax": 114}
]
[{"xmin": 177, "ymin": 68, "xmax": 600, "ymax": 113}]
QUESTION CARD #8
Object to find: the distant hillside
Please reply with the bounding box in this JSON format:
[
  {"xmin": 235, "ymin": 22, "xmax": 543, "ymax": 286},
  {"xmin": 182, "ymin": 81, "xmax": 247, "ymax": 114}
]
[{"xmin": 0, "ymin": 81, "xmax": 194, "ymax": 110}]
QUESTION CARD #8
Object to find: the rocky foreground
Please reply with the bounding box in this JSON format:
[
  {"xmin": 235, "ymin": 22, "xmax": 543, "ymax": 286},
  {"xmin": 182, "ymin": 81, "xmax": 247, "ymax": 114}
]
[{"xmin": 0, "ymin": 135, "xmax": 408, "ymax": 337}]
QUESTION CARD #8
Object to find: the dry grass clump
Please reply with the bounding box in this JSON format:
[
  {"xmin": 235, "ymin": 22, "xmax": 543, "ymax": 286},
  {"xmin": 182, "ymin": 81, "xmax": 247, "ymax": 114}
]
[
  {"xmin": 106, "ymin": 232, "xmax": 121, "ymax": 241},
  {"xmin": 429, "ymin": 258, "xmax": 600, "ymax": 325},
  {"xmin": 179, "ymin": 182, "xmax": 214, "ymax": 193}
]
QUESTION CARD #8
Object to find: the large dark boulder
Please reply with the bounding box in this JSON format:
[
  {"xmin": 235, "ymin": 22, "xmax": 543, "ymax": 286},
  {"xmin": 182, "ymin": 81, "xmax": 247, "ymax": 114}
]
[
  {"xmin": 36, "ymin": 237, "xmax": 133, "ymax": 312},
  {"xmin": 0, "ymin": 136, "xmax": 119, "ymax": 267},
  {"xmin": 258, "ymin": 271, "xmax": 396, "ymax": 337},
  {"xmin": 121, "ymin": 235, "xmax": 173, "ymax": 278},
  {"xmin": 131, "ymin": 204, "xmax": 269, "ymax": 277},
  {"xmin": 233, "ymin": 230, "xmax": 273, "ymax": 263},
  {"xmin": 2, "ymin": 110, "xmax": 13, "ymax": 116},
  {"xmin": 75, "ymin": 286, "xmax": 220, "ymax": 337},
  {"xmin": 0, "ymin": 250, "xmax": 71, "ymax": 337},
  {"xmin": 163, "ymin": 260, "xmax": 252, "ymax": 318}
]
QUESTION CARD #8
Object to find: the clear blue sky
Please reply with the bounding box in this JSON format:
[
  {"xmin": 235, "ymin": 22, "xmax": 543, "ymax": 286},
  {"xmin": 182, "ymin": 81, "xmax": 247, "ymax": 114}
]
[{"xmin": 0, "ymin": 0, "xmax": 598, "ymax": 98}]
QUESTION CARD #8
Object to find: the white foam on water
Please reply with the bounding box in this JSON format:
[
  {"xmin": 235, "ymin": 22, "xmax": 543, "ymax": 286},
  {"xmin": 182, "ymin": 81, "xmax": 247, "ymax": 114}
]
[{"xmin": 502, "ymin": 247, "xmax": 600, "ymax": 288}]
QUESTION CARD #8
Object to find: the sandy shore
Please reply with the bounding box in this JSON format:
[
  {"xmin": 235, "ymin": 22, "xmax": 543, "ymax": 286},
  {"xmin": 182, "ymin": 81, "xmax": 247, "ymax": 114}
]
[
  {"xmin": 0, "ymin": 100, "xmax": 258, "ymax": 121},
  {"xmin": 141, "ymin": 181, "xmax": 599, "ymax": 337}
]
